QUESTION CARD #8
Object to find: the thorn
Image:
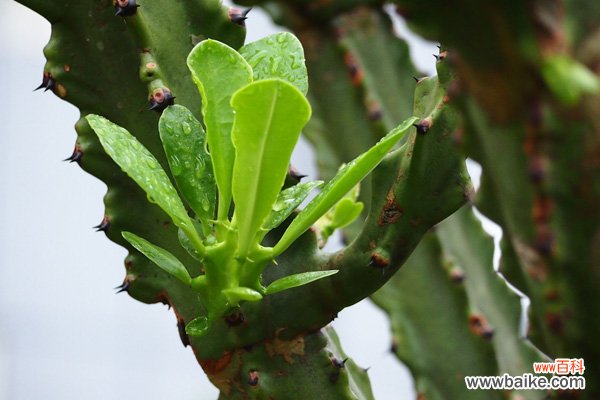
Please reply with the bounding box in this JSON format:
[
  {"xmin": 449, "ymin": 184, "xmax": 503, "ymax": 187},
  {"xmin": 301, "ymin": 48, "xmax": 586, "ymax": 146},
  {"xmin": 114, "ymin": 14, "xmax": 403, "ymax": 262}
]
[
  {"xmin": 177, "ymin": 318, "xmax": 190, "ymax": 347},
  {"xmin": 34, "ymin": 72, "xmax": 55, "ymax": 92},
  {"xmin": 436, "ymin": 44, "xmax": 441, "ymax": 50},
  {"xmin": 332, "ymin": 358, "xmax": 347, "ymax": 369},
  {"xmin": 63, "ymin": 145, "xmax": 83, "ymax": 163},
  {"xmin": 115, "ymin": 0, "xmax": 139, "ymax": 17},
  {"xmin": 229, "ymin": 7, "xmax": 252, "ymax": 26},
  {"xmin": 412, "ymin": 76, "xmax": 420, "ymax": 82},
  {"xmin": 288, "ymin": 165, "xmax": 307, "ymax": 182},
  {"xmin": 413, "ymin": 119, "xmax": 431, "ymax": 135},
  {"xmin": 390, "ymin": 339, "xmax": 398, "ymax": 354},
  {"xmin": 93, "ymin": 216, "xmax": 110, "ymax": 233},
  {"xmin": 114, "ymin": 281, "xmax": 130, "ymax": 293},
  {"xmin": 329, "ymin": 357, "xmax": 347, "ymax": 383},
  {"xmin": 433, "ymin": 54, "xmax": 440, "ymax": 61}
]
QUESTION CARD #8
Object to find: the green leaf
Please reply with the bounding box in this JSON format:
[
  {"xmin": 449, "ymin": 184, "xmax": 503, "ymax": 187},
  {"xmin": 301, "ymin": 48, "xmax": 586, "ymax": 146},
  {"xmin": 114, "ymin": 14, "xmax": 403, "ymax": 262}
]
[
  {"xmin": 240, "ymin": 32, "xmax": 308, "ymax": 95},
  {"xmin": 330, "ymin": 198, "xmax": 364, "ymax": 228},
  {"xmin": 159, "ymin": 105, "xmax": 216, "ymax": 230},
  {"xmin": 86, "ymin": 115, "xmax": 202, "ymax": 249},
  {"xmin": 187, "ymin": 40, "xmax": 253, "ymax": 221},
  {"xmin": 265, "ymin": 270, "xmax": 339, "ymax": 295},
  {"xmin": 273, "ymin": 116, "xmax": 419, "ymax": 255},
  {"xmin": 263, "ymin": 180, "xmax": 324, "ymax": 230},
  {"xmin": 319, "ymin": 198, "xmax": 364, "ymax": 244},
  {"xmin": 185, "ymin": 316, "xmax": 209, "ymax": 337},
  {"xmin": 178, "ymin": 227, "xmax": 203, "ymax": 262},
  {"xmin": 314, "ymin": 182, "xmax": 363, "ymax": 246},
  {"xmin": 230, "ymin": 79, "xmax": 312, "ymax": 256},
  {"xmin": 122, "ymin": 231, "xmax": 192, "ymax": 285},
  {"xmin": 222, "ymin": 287, "xmax": 263, "ymax": 305}
]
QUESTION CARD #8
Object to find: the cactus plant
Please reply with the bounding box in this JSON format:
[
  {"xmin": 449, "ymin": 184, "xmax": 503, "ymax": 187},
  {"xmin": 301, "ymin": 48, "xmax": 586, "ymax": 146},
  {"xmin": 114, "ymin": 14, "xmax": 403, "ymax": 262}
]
[{"xmin": 12, "ymin": 0, "xmax": 599, "ymax": 398}]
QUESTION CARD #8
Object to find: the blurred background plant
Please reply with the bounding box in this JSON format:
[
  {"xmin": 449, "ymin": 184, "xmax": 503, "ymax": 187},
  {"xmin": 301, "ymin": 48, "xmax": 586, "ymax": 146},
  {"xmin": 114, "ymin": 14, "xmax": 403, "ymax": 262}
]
[{"xmin": 2, "ymin": 0, "xmax": 598, "ymax": 399}]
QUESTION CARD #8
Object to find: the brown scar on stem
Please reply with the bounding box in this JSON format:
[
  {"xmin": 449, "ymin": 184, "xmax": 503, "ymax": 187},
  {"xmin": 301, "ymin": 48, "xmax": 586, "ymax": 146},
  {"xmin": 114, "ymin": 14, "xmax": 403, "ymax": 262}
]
[
  {"xmin": 265, "ymin": 329, "xmax": 305, "ymax": 364},
  {"xmin": 378, "ymin": 194, "xmax": 403, "ymax": 226},
  {"xmin": 201, "ymin": 352, "xmax": 234, "ymax": 376},
  {"xmin": 198, "ymin": 350, "xmax": 243, "ymax": 396},
  {"xmin": 55, "ymin": 83, "xmax": 67, "ymax": 98},
  {"xmin": 369, "ymin": 252, "xmax": 389, "ymax": 268}
]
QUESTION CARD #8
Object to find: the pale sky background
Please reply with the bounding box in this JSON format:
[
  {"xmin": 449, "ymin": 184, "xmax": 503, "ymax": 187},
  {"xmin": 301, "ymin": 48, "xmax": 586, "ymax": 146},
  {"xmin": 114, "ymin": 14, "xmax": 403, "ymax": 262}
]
[{"xmin": 0, "ymin": 1, "xmax": 496, "ymax": 399}]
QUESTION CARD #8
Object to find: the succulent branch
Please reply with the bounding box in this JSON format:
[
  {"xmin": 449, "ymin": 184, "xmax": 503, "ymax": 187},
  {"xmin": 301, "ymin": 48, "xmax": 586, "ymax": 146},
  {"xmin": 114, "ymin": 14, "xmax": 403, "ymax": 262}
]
[{"xmin": 15, "ymin": 0, "xmax": 599, "ymax": 398}]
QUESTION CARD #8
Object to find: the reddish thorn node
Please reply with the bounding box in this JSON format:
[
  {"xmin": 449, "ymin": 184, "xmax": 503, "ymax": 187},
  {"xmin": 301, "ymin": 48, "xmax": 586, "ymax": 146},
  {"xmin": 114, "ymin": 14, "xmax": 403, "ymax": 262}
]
[
  {"xmin": 414, "ymin": 119, "xmax": 431, "ymax": 135},
  {"xmin": 63, "ymin": 145, "xmax": 83, "ymax": 163},
  {"xmin": 468, "ymin": 315, "xmax": 494, "ymax": 339},
  {"xmin": 93, "ymin": 216, "xmax": 111, "ymax": 233},
  {"xmin": 228, "ymin": 7, "xmax": 251, "ymax": 26},
  {"xmin": 248, "ymin": 370, "xmax": 259, "ymax": 386},
  {"xmin": 369, "ymin": 253, "xmax": 389, "ymax": 269},
  {"xmin": 34, "ymin": 72, "xmax": 55, "ymax": 92},
  {"xmin": 149, "ymin": 88, "xmax": 175, "ymax": 112}
]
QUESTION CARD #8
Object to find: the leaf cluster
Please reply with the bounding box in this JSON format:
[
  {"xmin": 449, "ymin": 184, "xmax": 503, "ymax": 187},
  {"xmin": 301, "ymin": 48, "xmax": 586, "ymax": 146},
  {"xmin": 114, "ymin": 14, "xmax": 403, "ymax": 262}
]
[{"xmin": 86, "ymin": 33, "xmax": 417, "ymax": 335}]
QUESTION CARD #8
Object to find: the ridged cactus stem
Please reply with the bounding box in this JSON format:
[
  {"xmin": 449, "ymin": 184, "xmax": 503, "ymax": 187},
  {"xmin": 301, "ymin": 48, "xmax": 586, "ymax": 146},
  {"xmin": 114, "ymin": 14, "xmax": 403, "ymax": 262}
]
[
  {"xmin": 121, "ymin": 9, "xmax": 175, "ymax": 113},
  {"xmin": 208, "ymin": 327, "xmax": 374, "ymax": 400}
]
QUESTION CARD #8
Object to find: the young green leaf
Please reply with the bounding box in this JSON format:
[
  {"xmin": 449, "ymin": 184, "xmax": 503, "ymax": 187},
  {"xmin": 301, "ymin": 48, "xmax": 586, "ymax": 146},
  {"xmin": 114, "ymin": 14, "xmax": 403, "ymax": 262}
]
[
  {"xmin": 329, "ymin": 198, "xmax": 364, "ymax": 229},
  {"xmin": 222, "ymin": 287, "xmax": 263, "ymax": 305},
  {"xmin": 265, "ymin": 270, "xmax": 339, "ymax": 295},
  {"xmin": 86, "ymin": 115, "xmax": 202, "ymax": 250},
  {"xmin": 318, "ymin": 198, "xmax": 364, "ymax": 245},
  {"xmin": 186, "ymin": 316, "xmax": 209, "ymax": 336},
  {"xmin": 178, "ymin": 228, "xmax": 203, "ymax": 262},
  {"xmin": 273, "ymin": 116, "xmax": 419, "ymax": 256},
  {"xmin": 263, "ymin": 180, "xmax": 324, "ymax": 230},
  {"xmin": 159, "ymin": 105, "xmax": 216, "ymax": 230},
  {"xmin": 122, "ymin": 231, "xmax": 192, "ymax": 285},
  {"xmin": 239, "ymin": 32, "xmax": 308, "ymax": 95},
  {"xmin": 314, "ymin": 181, "xmax": 362, "ymax": 246},
  {"xmin": 230, "ymin": 79, "xmax": 311, "ymax": 256},
  {"xmin": 187, "ymin": 40, "xmax": 253, "ymax": 221}
]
